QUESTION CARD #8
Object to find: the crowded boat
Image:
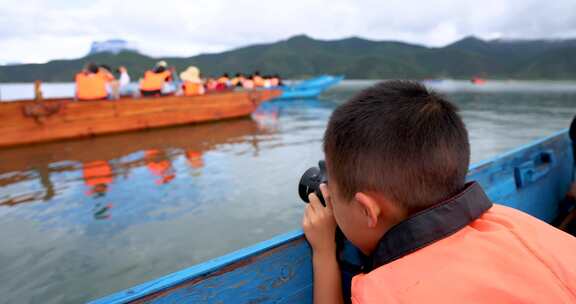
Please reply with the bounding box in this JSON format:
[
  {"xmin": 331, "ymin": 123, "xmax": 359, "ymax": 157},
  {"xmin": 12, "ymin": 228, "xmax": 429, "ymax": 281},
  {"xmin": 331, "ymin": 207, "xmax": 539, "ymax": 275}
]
[{"xmin": 74, "ymin": 60, "xmax": 284, "ymax": 101}]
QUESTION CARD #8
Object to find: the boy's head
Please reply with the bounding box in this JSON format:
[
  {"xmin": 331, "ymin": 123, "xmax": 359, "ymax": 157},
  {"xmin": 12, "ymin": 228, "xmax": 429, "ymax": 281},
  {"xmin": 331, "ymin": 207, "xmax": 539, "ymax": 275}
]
[{"xmin": 323, "ymin": 80, "xmax": 470, "ymax": 254}]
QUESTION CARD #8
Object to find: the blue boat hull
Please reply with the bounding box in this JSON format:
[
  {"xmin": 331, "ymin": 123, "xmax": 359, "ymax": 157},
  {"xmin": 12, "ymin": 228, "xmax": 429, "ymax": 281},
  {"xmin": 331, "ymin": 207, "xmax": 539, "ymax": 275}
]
[
  {"xmin": 276, "ymin": 75, "xmax": 344, "ymax": 100},
  {"xmin": 92, "ymin": 130, "xmax": 574, "ymax": 303}
]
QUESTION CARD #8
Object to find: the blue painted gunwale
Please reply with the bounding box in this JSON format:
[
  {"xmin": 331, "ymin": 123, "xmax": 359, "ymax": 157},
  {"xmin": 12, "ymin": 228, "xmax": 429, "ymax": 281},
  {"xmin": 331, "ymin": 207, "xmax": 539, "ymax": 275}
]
[
  {"xmin": 276, "ymin": 75, "xmax": 344, "ymax": 100},
  {"xmin": 91, "ymin": 129, "xmax": 573, "ymax": 303},
  {"xmin": 291, "ymin": 75, "xmax": 345, "ymax": 91}
]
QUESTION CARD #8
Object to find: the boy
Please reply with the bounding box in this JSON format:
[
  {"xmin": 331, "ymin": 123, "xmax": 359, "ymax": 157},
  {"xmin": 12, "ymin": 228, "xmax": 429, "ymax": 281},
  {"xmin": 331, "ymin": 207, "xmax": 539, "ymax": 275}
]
[{"xmin": 302, "ymin": 81, "xmax": 576, "ymax": 303}]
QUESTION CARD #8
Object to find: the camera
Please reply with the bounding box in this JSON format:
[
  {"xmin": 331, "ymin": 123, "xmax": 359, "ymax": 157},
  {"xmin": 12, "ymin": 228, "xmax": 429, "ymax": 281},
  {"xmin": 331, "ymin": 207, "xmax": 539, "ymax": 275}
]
[{"xmin": 298, "ymin": 160, "xmax": 327, "ymax": 205}]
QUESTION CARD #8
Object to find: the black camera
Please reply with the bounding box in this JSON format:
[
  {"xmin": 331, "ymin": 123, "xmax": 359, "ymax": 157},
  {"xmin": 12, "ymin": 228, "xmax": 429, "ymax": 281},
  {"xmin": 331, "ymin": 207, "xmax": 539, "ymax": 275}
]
[{"xmin": 298, "ymin": 160, "xmax": 327, "ymax": 205}]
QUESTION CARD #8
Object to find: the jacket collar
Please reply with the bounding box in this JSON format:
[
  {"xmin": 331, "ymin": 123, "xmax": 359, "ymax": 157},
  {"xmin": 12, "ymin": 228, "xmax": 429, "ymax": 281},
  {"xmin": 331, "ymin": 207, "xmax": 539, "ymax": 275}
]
[{"xmin": 369, "ymin": 182, "xmax": 493, "ymax": 270}]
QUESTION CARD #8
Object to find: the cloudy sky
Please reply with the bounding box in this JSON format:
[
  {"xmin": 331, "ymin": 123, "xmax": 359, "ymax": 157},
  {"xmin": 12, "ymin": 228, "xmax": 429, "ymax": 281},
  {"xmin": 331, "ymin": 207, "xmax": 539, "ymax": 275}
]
[{"xmin": 1, "ymin": 0, "xmax": 575, "ymax": 64}]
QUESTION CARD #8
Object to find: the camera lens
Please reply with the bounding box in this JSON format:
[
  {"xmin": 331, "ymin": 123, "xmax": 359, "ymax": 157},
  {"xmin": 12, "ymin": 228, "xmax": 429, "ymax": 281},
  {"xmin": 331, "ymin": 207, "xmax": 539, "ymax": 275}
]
[
  {"xmin": 298, "ymin": 160, "xmax": 327, "ymax": 205},
  {"xmin": 298, "ymin": 167, "xmax": 321, "ymax": 202}
]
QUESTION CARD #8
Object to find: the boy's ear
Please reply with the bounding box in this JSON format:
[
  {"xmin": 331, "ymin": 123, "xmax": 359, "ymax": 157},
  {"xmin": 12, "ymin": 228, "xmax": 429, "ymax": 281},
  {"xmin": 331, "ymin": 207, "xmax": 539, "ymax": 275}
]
[{"xmin": 354, "ymin": 192, "xmax": 381, "ymax": 228}]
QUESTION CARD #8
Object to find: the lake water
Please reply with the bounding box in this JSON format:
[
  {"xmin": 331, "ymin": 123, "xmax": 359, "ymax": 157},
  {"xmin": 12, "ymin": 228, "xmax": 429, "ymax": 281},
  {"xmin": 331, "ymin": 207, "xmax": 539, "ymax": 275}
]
[{"xmin": 0, "ymin": 80, "xmax": 575, "ymax": 303}]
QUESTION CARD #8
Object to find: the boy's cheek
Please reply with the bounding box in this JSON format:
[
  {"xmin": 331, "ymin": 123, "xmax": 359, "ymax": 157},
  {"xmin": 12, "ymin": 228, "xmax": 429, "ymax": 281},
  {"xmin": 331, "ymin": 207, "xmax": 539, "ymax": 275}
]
[
  {"xmin": 333, "ymin": 204, "xmax": 365, "ymax": 245},
  {"xmin": 332, "ymin": 205, "xmax": 353, "ymax": 235}
]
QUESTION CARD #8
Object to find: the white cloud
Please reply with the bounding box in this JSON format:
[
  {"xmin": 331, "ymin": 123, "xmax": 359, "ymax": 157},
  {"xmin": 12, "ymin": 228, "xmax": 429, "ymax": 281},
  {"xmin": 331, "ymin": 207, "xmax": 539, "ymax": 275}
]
[{"xmin": 0, "ymin": 0, "xmax": 575, "ymax": 63}]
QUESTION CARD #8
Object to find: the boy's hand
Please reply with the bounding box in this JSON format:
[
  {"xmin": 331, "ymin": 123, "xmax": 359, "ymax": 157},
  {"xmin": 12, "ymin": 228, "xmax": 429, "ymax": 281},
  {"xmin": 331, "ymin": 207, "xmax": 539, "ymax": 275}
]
[{"xmin": 302, "ymin": 184, "xmax": 337, "ymax": 255}]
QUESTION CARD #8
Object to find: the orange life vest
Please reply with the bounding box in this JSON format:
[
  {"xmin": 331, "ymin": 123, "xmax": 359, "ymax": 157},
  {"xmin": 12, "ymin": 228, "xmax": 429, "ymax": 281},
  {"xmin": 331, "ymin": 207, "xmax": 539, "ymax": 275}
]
[
  {"xmin": 182, "ymin": 81, "xmax": 204, "ymax": 96},
  {"xmin": 140, "ymin": 70, "xmax": 171, "ymax": 91},
  {"xmin": 186, "ymin": 151, "xmax": 204, "ymax": 169},
  {"xmin": 83, "ymin": 160, "xmax": 113, "ymax": 187},
  {"xmin": 351, "ymin": 183, "xmax": 576, "ymax": 303},
  {"xmin": 76, "ymin": 72, "xmax": 108, "ymax": 100},
  {"xmin": 145, "ymin": 150, "xmax": 175, "ymax": 184},
  {"xmin": 253, "ymin": 76, "xmax": 264, "ymax": 87}
]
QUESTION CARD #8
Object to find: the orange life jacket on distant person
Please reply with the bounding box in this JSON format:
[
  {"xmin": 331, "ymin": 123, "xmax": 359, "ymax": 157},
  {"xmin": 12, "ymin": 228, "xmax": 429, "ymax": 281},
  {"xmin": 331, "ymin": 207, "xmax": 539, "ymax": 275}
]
[
  {"xmin": 351, "ymin": 182, "xmax": 576, "ymax": 304},
  {"xmin": 83, "ymin": 160, "xmax": 113, "ymax": 188},
  {"xmin": 76, "ymin": 72, "xmax": 108, "ymax": 100},
  {"xmin": 253, "ymin": 76, "xmax": 264, "ymax": 87},
  {"xmin": 186, "ymin": 151, "xmax": 204, "ymax": 169},
  {"xmin": 145, "ymin": 150, "xmax": 175, "ymax": 184},
  {"xmin": 140, "ymin": 70, "xmax": 171, "ymax": 91},
  {"xmin": 182, "ymin": 81, "xmax": 205, "ymax": 96}
]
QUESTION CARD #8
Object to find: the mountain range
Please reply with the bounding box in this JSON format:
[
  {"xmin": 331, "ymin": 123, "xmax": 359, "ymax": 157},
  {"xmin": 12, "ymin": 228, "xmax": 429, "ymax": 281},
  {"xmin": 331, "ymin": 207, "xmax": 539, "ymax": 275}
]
[{"xmin": 1, "ymin": 35, "xmax": 575, "ymax": 82}]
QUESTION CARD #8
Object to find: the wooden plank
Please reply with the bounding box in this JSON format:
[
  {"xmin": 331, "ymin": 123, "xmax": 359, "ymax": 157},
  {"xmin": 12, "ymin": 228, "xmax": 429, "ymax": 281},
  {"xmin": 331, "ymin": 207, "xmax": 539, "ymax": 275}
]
[
  {"xmin": 0, "ymin": 104, "xmax": 252, "ymax": 147},
  {"xmin": 63, "ymin": 101, "xmax": 117, "ymax": 121}
]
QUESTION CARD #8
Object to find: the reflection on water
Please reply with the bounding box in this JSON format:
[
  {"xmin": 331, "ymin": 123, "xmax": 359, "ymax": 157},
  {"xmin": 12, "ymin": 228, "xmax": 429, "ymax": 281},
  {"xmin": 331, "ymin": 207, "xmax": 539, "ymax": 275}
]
[
  {"xmin": 0, "ymin": 117, "xmax": 271, "ymax": 224},
  {"xmin": 0, "ymin": 81, "xmax": 575, "ymax": 303}
]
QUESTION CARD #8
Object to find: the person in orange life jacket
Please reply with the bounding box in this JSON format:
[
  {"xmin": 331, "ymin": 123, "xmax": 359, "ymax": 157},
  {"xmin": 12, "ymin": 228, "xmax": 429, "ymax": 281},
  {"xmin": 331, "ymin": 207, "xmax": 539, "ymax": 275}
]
[
  {"xmin": 83, "ymin": 160, "xmax": 113, "ymax": 197},
  {"xmin": 180, "ymin": 66, "xmax": 205, "ymax": 96},
  {"xmin": 83, "ymin": 160, "xmax": 114, "ymax": 219},
  {"xmin": 252, "ymin": 71, "xmax": 265, "ymax": 87},
  {"xmin": 140, "ymin": 61, "xmax": 172, "ymax": 97},
  {"xmin": 75, "ymin": 63, "xmax": 110, "ymax": 101},
  {"xmin": 98, "ymin": 64, "xmax": 119, "ymax": 99},
  {"xmin": 185, "ymin": 150, "xmax": 204, "ymax": 169},
  {"xmin": 302, "ymin": 81, "xmax": 576, "ymax": 304},
  {"xmin": 98, "ymin": 65, "xmax": 116, "ymax": 82}
]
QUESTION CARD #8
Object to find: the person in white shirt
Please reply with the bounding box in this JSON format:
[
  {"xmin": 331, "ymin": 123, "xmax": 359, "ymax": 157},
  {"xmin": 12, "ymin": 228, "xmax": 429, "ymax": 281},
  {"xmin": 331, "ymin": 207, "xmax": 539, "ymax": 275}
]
[{"xmin": 117, "ymin": 66, "xmax": 133, "ymax": 97}]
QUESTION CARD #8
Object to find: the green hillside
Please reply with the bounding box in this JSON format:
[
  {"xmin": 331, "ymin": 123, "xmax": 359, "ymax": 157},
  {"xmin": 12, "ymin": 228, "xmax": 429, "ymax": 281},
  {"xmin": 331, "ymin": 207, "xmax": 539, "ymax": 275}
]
[{"xmin": 1, "ymin": 35, "xmax": 575, "ymax": 82}]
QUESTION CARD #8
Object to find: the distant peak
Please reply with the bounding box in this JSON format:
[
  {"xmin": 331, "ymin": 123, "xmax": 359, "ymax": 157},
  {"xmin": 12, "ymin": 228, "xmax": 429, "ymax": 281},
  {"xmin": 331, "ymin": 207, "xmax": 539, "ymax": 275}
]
[
  {"xmin": 338, "ymin": 36, "xmax": 370, "ymax": 42},
  {"xmin": 447, "ymin": 35, "xmax": 489, "ymax": 48},
  {"xmin": 455, "ymin": 36, "xmax": 486, "ymax": 44},
  {"xmin": 89, "ymin": 39, "xmax": 138, "ymax": 55},
  {"xmin": 285, "ymin": 34, "xmax": 314, "ymax": 42}
]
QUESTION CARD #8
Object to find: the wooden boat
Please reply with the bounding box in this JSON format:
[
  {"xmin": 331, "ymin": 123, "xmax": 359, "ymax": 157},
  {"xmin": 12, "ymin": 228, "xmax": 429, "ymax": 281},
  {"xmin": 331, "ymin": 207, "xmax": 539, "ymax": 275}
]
[
  {"xmin": 0, "ymin": 89, "xmax": 281, "ymax": 148},
  {"xmin": 276, "ymin": 75, "xmax": 343, "ymax": 100},
  {"xmin": 91, "ymin": 128, "xmax": 575, "ymax": 303}
]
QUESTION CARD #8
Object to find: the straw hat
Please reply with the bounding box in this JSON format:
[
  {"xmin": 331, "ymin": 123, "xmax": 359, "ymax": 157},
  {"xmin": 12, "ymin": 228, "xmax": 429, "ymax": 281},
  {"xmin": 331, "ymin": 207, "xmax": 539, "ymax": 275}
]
[
  {"xmin": 180, "ymin": 66, "xmax": 202, "ymax": 83},
  {"xmin": 155, "ymin": 60, "xmax": 168, "ymax": 68}
]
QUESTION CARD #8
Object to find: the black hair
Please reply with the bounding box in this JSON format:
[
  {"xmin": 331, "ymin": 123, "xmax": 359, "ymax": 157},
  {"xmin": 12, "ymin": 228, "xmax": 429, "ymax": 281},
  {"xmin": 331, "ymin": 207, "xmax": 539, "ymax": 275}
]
[
  {"xmin": 87, "ymin": 63, "xmax": 99, "ymax": 74},
  {"xmin": 324, "ymin": 80, "xmax": 470, "ymax": 214}
]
